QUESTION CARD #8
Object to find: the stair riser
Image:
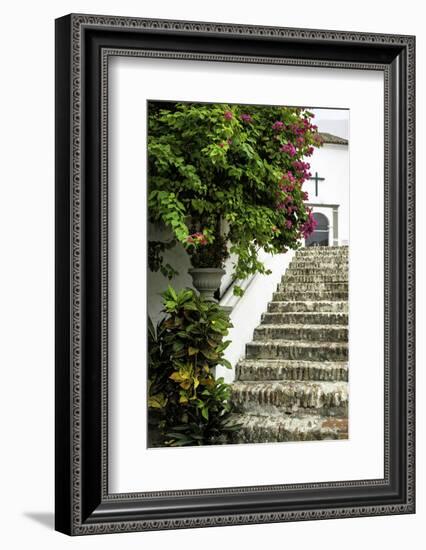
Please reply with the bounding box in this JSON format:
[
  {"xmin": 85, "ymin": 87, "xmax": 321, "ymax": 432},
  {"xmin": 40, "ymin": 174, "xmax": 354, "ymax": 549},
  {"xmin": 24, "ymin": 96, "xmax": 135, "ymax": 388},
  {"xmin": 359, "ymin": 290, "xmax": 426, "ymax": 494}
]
[
  {"xmin": 273, "ymin": 291, "xmax": 348, "ymax": 301},
  {"xmin": 262, "ymin": 312, "xmax": 348, "ymax": 325},
  {"xmin": 295, "ymin": 248, "xmax": 348, "ymax": 256},
  {"xmin": 254, "ymin": 326, "xmax": 348, "ymax": 342},
  {"xmin": 294, "ymin": 255, "xmax": 349, "ymax": 261},
  {"xmin": 236, "ymin": 364, "xmax": 348, "ymax": 382},
  {"xmin": 289, "ymin": 262, "xmax": 348, "ymax": 270},
  {"xmin": 230, "ymin": 417, "xmax": 348, "ymax": 443},
  {"xmin": 283, "ymin": 274, "xmax": 348, "ymax": 283},
  {"xmin": 285, "ymin": 269, "xmax": 349, "ymax": 278},
  {"xmin": 267, "ymin": 301, "xmax": 348, "ymax": 313},
  {"xmin": 246, "ymin": 343, "xmax": 348, "ymax": 361},
  {"xmin": 231, "ymin": 389, "xmax": 348, "ymax": 416},
  {"xmin": 279, "ymin": 283, "xmax": 349, "ymax": 292}
]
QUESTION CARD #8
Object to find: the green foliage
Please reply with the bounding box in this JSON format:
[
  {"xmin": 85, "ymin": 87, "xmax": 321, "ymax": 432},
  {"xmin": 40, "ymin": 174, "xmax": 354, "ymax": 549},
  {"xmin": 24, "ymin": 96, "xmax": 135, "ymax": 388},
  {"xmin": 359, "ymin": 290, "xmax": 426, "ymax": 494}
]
[
  {"xmin": 148, "ymin": 287, "xmax": 239, "ymax": 447},
  {"xmin": 148, "ymin": 239, "xmax": 178, "ymax": 279},
  {"xmin": 148, "ymin": 101, "xmax": 322, "ymax": 283}
]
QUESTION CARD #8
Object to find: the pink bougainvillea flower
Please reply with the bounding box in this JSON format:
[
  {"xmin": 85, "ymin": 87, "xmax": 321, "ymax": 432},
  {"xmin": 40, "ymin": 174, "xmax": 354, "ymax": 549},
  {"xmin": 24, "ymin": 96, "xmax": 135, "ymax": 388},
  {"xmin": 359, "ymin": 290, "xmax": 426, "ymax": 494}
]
[
  {"xmin": 296, "ymin": 136, "xmax": 305, "ymax": 147},
  {"xmin": 306, "ymin": 146, "xmax": 315, "ymax": 156},
  {"xmin": 227, "ymin": 138, "xmax": 233, "ymax": 145},
  {"xmin": 285, "ymin": 219, "xmax": 293, "ymax": 229},
  {"xmin": 280, "ymin": 143, "xmax": 297, "ymax": 157},
  {"xmin": 302, "ymin": 191, "xmax": 309, "ymax": 201},
  {"xmin": 240, "ymin": 113, "xmax": 253, "ymax": 123},
  {"xmin": 224, "ymin": 110, "xmax": 233, "ymax": 120},
  {"xmin": 272, "ymin": 120, "xmax": 285, "ymax": 131},
  {"xmin": 300, "ymin": 210, "xmax": 318, "ymax": 239}
]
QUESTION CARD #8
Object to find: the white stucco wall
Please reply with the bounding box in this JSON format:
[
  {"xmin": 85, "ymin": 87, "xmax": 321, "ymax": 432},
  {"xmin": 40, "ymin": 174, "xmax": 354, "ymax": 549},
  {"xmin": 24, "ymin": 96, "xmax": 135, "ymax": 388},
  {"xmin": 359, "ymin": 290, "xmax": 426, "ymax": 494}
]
[
  {"xmin": 217, "ymin": 249, "xmax": 295, "ymax": 383},
  {"xmin": 147, "ymin": 223, "xmax": 193, "ymax": 328},
  {"xmin": 303, "ymin": 143, "xmax": 350, "ymax": 245}
]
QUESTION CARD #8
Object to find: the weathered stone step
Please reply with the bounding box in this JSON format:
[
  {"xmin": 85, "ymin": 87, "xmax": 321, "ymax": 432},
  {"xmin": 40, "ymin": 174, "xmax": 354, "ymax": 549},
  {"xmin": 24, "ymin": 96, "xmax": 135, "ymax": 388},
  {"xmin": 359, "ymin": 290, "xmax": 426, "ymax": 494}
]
[
  {"xmin": 285, "ymin": 267, "xmax": 349, "ymax": 276},
  {"xmin": 289, "ymin": 261, "xmax": 348, "ymax": 270},
  {"xmin": 295, "ymin": 246, "xmax": 348, "ymax": 255},
  {"xmin": 230, "ymin": 413, "xmax": 348, "ymax": 443},
  {"xmin": 253, "ymin": 324, "xmax": 348, "ymax": 342},
  {"xmin": 246, "ymin": 340, "xmax": 348, "ymax": 361},
  {"xmin": 262, "ymin": 311, "xmax": 348, "ymax": 325},
  {"xmin": 279, "ymin": 282, "xmax": 349, "ymax": 293},
  {"xmin": 231, "ymin": 380, "xmax": 348, "ymax": 416},
  {"xmin": 283, "ymin": 274, "xmax": 348, "ymax": 283},
  {"xmin": 273, "ymin": 290, "xmax": 348, "ymax": 301},
  {"xmin": 267, "ymin": 300, "xmax": 348, "ymax": 313},
  {"xmin": 236, "ymin": 359, "xmax": 348, "ymax": 381}
]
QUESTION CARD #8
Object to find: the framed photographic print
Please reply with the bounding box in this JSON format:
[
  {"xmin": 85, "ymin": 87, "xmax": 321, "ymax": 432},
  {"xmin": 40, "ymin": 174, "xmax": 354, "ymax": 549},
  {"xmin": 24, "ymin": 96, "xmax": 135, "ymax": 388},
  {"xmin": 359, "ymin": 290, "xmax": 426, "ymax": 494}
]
[{"xmin": 55, "ymin": 14, "xmax": 415, "ymax": 535}]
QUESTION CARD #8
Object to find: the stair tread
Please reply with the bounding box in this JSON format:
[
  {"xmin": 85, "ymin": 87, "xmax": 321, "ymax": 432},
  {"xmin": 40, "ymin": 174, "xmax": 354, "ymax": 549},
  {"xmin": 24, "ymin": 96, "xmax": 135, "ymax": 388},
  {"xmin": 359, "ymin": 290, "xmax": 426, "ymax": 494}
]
[
  {"xmin": 229, "ymin": 413, "xmax": 348, "ymax": 441},
  {"xmin": 231, "ymin": 412, "xmax": 348, "ymax": 424},
  {"xmin": 233, "ymin": 380, "xmax": 348, "ymax": 389},
  {"xmin": 255, "ymin": 323, "xmax": 347, "ymax": 329},
  {"xmin": 247, "ymin": 339, "xmax": 348, "ymax": 347},
  {"xmin": 238, "ymin": 359, "xmax": 348, "ymax": 366}
]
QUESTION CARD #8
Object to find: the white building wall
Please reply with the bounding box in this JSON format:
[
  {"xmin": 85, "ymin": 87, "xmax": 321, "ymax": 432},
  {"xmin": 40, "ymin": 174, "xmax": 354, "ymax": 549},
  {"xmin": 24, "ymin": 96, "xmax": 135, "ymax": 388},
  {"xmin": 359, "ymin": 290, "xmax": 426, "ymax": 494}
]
[{"xmin": 303, "ymin": 144, "xmax": 350, "ymax": 245}]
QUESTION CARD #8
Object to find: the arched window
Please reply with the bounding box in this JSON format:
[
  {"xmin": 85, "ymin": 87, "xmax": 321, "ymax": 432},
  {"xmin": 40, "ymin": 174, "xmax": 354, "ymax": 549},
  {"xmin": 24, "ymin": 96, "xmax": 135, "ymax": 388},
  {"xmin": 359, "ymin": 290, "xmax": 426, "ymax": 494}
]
[{"xmin": 306, "ymin": 212, "xmax": 329, "ymax": 247}]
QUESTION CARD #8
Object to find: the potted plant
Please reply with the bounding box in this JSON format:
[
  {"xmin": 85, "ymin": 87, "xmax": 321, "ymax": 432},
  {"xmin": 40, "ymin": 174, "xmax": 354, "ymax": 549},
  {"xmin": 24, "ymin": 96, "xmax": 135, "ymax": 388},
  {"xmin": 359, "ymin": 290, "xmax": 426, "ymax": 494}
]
[{"xmin": 147, "ymin": 101, "xmax": 322, "ymax": 296}]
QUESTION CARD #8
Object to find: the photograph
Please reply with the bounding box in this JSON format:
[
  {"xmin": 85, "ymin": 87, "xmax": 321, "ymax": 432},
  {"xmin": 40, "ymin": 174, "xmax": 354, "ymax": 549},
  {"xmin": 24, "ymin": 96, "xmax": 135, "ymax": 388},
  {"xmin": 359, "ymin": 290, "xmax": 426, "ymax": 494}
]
[{"xmin": 146, "ymin": 101, "xmax": 350, "ymax": 448}]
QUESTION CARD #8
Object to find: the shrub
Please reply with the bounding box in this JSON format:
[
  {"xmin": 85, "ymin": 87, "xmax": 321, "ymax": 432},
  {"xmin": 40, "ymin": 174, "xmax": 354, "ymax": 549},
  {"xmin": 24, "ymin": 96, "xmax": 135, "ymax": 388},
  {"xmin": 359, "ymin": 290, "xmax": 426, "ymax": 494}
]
[
  {"xmin": 148, "ymin": 101, "xmax": 322, "ymax": 291},
  {"xmin": 148, "ymin": 287, "xmax": 239, "ymax": 446}
]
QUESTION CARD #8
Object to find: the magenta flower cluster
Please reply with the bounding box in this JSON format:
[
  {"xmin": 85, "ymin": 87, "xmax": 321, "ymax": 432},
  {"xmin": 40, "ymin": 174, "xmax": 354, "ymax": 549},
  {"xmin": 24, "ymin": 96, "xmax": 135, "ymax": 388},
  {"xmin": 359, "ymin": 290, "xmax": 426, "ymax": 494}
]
[
  {"xmin": 280, "ymin": 143, "xmax": 297, "ymax": 157},
  {"xmin": 300, "ymin": 210, "xmax": 318, "ymax": 239},
  {"xmin": 272, "ymin": 120, "xmax": 285, "ymax": 131},
  {"xmin": 220, "ymin": 108, "xmax": 321, "ymax": 241},
  {"xmin": 240, "ymin": 113, "xmax": 253, "ymax": 123},
  {"xmin": 292, "ymin": 160, "xmax": 312, "ymax": 183}
]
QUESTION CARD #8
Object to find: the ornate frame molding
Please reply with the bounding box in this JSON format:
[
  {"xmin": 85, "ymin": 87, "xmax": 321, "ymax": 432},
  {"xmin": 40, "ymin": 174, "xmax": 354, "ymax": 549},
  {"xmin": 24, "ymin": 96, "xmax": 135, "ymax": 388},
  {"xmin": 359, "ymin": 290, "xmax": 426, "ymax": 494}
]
[{"xmin": 55, "ymin": 14, "xmax": 415, "ymax": 535}]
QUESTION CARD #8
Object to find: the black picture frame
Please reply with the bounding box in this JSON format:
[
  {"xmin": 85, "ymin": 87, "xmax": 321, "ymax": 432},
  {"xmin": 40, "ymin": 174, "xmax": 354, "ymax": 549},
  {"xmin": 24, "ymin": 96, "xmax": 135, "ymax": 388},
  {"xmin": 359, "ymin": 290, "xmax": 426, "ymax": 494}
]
[{"xmin": 55, "ymin": 13, "xmax": 415, "ymax": 535}]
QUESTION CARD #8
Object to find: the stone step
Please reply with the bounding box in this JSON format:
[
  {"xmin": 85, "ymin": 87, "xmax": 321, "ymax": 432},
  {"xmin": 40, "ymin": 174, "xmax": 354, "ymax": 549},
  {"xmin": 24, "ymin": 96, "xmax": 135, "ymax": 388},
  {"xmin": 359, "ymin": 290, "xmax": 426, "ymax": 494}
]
[
  {"xmin": 267, "ymin": 301, "xmax": 348, "ymax": 313},
  {"xmin": 236, "ymin": 359, "xmax": 348, "ymax": 382},
  {"xmin": 283, "ymin": 274, "xmax": 349, "ymax": 283},
  {"xmin": 262, "ymin": 311, "xmax": 348, "ymax": 325},
  {"xmin": 295, "ymin": 246, "xmax": 348, "ymax": 255},
  {"xmin": 285, "ymin": 267, "xmax": 349, "ymax": 276},
  {"xmin": 273, "ymin": 290, "xmax": 348, "ymax": 301},
  {"xmin": 246, "ymin": 340, "xmax": 348, "ymax": 361},
  {"xmin": 253, "ymin": 324, "xmax": 348, "ymax": 342},
  {"xmin": 229, "ymin": 413, "xmax": 348, "ymax": 443},
  {"xmin": 289, "ymin": 261, "xmax": 348, "ymax": 270},
  {"xmin": 231, "ymin": 380, "xmax": 348, "ymax": 416},
  {"xmin": 295, "ymin": 252, "xmax": 349, "ymax": 259},
  {"xmin": 278, "ymin": 282, "xmax": 349, "ymax": 293}
]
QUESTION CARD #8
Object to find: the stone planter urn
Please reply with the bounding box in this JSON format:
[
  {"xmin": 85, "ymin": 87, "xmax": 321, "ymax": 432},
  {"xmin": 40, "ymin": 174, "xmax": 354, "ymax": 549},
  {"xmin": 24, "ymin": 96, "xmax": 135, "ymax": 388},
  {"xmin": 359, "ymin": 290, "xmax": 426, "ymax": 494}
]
[{"xmin": 188, "ymin": 268, "xmax": 226, "ymax": 302}]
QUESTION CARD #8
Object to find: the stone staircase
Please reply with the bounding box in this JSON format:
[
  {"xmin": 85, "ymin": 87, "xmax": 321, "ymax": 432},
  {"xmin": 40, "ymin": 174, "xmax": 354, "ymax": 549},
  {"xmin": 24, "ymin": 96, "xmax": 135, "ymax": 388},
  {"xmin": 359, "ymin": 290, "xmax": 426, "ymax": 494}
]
[{"xmin": 230, "ymin": 246, "xmax": 349, "ymax": 444}]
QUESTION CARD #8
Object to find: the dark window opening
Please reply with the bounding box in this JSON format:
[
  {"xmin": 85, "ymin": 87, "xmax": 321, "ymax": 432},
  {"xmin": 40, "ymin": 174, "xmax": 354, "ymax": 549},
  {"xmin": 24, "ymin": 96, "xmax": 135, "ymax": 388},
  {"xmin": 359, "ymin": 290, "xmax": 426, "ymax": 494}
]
[{"xmin": 306, "ymin": 212, "xmax": 329, "ymax": 247}]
